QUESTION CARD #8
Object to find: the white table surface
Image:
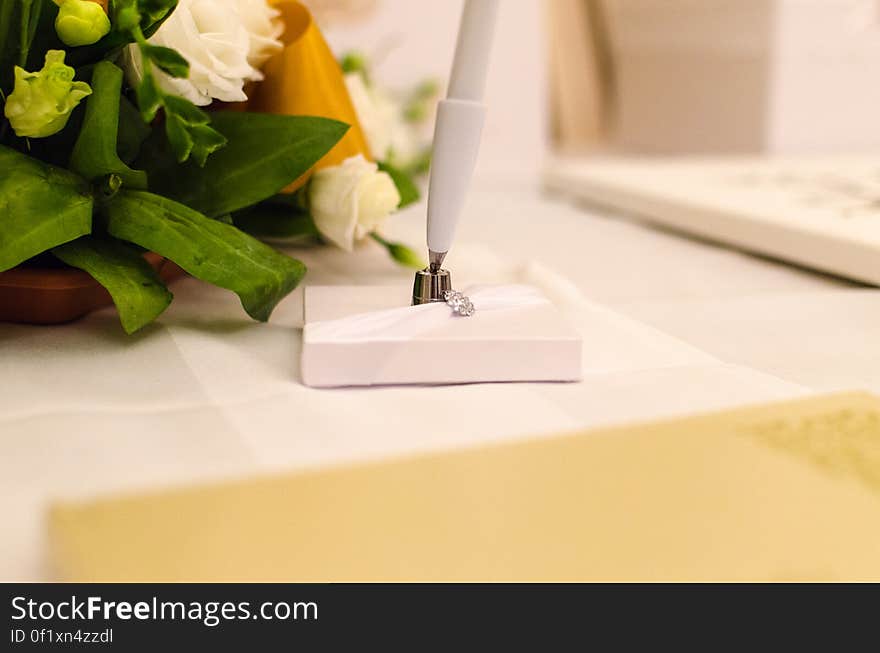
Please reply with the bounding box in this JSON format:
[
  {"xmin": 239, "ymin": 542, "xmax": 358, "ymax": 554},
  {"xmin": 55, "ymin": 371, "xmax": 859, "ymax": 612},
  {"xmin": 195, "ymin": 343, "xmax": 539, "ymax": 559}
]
[{"xmin": 2, "ymin": 182, "xmax": 872, "ymax": 581}]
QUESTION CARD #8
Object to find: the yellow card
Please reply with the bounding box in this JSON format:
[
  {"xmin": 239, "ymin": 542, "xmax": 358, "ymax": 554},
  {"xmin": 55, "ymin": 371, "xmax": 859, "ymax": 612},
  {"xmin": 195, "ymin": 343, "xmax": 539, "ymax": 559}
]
[{"xmin": 50, "ymin": 393, "xmax": 880, "ymax": 581}]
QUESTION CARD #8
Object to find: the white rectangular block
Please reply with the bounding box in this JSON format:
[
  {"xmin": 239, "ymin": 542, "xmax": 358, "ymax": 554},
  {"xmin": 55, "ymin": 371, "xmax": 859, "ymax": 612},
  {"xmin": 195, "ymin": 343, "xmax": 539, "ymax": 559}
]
[{"xmin": 301, "ymin": 285, "xmax": 583, "ymax": 388}]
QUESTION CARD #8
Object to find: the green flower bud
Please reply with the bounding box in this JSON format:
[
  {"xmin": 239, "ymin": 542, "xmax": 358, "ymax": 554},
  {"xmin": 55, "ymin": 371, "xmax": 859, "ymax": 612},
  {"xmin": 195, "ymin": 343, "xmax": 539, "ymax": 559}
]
[
  {"xmin": 54, "ymin": 0, "xmax": 111, "ymax": 47},
  {"xmin": 3, "ymin": 50, "xmax": 92, "ymax": 139}
]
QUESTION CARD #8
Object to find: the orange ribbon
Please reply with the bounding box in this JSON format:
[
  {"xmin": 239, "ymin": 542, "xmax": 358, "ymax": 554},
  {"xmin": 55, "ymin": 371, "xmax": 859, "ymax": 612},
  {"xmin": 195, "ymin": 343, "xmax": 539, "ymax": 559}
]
[{"xmin": 246, "ymin": 1, "xmax": 372, "ymax": 193}]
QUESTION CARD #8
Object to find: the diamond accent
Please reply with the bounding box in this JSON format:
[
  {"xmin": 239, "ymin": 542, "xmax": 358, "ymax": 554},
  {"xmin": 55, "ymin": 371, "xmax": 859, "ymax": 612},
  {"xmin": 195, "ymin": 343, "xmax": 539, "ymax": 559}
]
[{"xmin": 443, "ymin": 290, "xmax": 475, "ymax": 317}]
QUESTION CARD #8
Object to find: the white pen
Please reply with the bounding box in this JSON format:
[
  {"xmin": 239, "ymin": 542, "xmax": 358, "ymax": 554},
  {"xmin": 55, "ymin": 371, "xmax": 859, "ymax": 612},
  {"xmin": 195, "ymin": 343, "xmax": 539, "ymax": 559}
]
[{"xmin": 413, "ymin": 0, "xmax": 499, "ymax": 306}]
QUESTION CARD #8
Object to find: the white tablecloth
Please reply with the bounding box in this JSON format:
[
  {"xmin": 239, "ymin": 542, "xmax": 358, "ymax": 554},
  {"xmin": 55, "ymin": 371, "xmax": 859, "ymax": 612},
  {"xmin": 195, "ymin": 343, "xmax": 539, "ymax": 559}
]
[{"xmin": 3, "ymin": 184, "xmax": 871, "ymax": 581}]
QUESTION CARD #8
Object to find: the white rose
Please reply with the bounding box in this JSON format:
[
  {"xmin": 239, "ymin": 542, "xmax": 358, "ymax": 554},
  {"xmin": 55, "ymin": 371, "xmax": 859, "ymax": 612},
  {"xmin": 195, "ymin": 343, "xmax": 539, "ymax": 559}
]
[
  {"xmin": 309, "ymin": 155, "xmax": 401, "ymax": 252},
  {"xmin": 124, "ymin": 0, "xmax": 283, "ymax": 106},
  {"xmin": 236, "ymin": 0, "xmax": 286, "ymax": 70},
  {"xmin": 345, "ymin": 72, "xmax": 427, "ymax": 169}
]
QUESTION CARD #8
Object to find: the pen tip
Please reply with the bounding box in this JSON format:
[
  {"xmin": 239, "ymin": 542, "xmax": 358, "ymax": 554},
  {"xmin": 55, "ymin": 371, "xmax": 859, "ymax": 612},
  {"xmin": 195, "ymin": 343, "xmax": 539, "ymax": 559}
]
[{"xmin": 429, "ymin": 250, "xmax": 447, "ymax": 273}]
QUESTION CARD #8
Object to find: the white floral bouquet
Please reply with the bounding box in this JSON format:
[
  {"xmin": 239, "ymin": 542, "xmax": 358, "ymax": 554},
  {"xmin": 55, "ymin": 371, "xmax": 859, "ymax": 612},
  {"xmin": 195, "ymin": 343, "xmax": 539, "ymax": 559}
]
[{"xmin": 0, "ymin": 0, "xmax": 424, "ymax": 333}]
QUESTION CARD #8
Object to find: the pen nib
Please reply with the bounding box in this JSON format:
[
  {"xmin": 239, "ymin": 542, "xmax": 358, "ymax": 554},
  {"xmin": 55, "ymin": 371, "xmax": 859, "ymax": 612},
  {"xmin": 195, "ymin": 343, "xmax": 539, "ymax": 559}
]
[{"xmin": 429, "ymin": 250, "xmax": 447, "ymax": 273}]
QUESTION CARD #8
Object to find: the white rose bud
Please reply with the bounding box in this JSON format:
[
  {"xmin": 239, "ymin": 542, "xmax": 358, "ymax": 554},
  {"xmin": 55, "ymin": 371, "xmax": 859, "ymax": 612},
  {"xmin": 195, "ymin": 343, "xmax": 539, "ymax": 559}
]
[{"xmin": 309, "ymin": 155, "xmax": 401, "ymax": 252}]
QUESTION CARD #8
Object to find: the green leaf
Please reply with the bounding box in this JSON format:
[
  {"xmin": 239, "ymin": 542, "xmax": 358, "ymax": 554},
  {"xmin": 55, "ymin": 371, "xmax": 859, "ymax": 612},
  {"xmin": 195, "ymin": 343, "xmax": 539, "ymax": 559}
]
[
  {"xmin": 132, "ymin": 65, "xmax": 226, "ymax": 165},
  {"xmin": 103, "ymin": 190, "xmax": 306, "ymax": 322},
  {"xmin": 0, "ymin": 2, "xmax": 15, "ymax": 86},
  {"xmin": 135, "ymin": 67, "xmax": 162, "ymax": 123},
  {"xmin": 164, "ymin": 113, "xmax": 193, "ymax": 163},
  {"xmin": 371, "ymin": 233, "xmax": 425, "ymax": 270},
  {"xmin": 142, "ymin": 44, "xmax": 189, "ymax": 78},
  {"xmin": 233, "ymin": 203, "xmax": 320, "ymax": 241},
  {"xmin": 188, "ymin": 122, "xmax": 228, "ymax": 167},
  {"xmin": 162, "ymin": 94, "xmax": 209, "ymax": 125},
  {"xmin": 378, "ymin": 161, "xmax": 420, "ymax": 208},
  {"xmin": 0, "ymin": 0, "xmax": 53, "ymax": 95},
  {"xmin": 102, "ymin": 4, "xmax": 221, "ymax": 167},
  {"xmin": 69, "ymin": 61, "xmax": 148, "ymax": 189},
  {"xmin": 117, "ymin": 96, "xmax": 151, "ymax": 164},
  {"xmin": 17, "ymin": 0, "xmax": 43, "ymax": 67},
  {"xmin": 53, "ymin": 237, "xmax": 173, "ymax": 334},
  {"xmin": 135, "ymin": 113, "xmax": 350, "ymax": 217},
  {"xmin": 158, "ymin": 95, "xmax": 224, "ymax": 165},
  {"xmin": 0, "ymin": 145, "xmax": 93, "ymax": 272},
  {"xmin": 137, "ymin": 0, "xmax": 178, "ymax": 32}
]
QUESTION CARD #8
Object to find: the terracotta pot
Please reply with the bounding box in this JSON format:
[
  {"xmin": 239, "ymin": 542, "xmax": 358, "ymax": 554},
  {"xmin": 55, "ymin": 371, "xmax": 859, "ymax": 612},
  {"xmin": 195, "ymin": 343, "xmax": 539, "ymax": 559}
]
[{"xmin": 0, "ymin": 253, "xmax": 185, "ymax": 327}]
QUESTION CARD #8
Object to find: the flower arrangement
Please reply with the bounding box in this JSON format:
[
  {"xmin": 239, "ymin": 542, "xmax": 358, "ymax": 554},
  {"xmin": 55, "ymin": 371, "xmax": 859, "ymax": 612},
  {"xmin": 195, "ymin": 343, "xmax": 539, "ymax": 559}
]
[{"xmin": 0, "ymin": 0, "xmax": 423, "ymax": 334}]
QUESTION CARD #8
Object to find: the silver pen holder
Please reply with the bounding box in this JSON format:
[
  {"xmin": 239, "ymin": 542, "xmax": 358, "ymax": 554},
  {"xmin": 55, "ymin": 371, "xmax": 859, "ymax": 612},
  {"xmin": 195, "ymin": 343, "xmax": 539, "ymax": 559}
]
[{"xmin": 412, "ymin": 268, "xmax": 452, "ymax": 305}]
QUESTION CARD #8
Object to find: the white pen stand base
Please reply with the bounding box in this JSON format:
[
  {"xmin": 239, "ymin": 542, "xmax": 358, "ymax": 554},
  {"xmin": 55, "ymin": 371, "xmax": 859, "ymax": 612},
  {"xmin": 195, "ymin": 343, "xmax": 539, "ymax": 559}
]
[{"xmin": 301, "ymin": 285, "xmax": 583, "ymax": 388}]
